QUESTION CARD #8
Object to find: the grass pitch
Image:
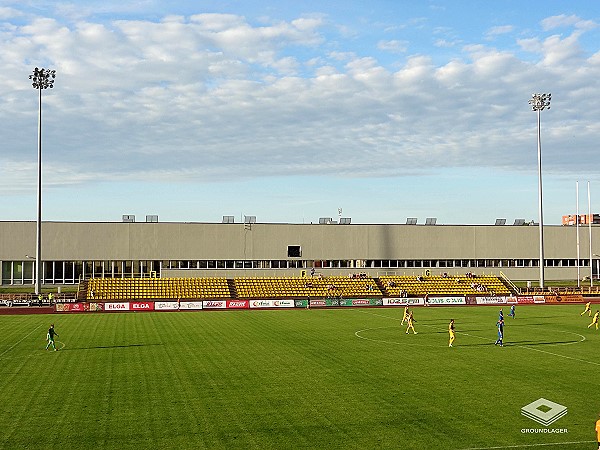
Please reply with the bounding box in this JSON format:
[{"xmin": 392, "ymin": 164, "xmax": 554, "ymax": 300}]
[{"xmin": 0, "ymin": 305, "xmax": 599, "ymax": 450}]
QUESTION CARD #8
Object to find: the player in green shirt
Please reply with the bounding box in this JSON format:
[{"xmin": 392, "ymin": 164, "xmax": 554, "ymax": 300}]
[{"xmin": 45, "ymin": 324, "xmax": 59, "ymax": 351}]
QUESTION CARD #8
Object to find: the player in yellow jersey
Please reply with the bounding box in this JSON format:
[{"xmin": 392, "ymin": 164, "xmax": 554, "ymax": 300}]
[
  {"xmin": 596, "ymin": 413, "xmax": 600, "ymax": 450},
  {"xmin": 448, "ymin": 319, "xmax": 455, "ymax": 347},
  {"xmin": 581, "ymin": 302, "xmax": 592, "ymax": 317},
  {"xmin": 405, "ymin": 311, "xmax": 417, "ymax": 335},
  {"xmin": 588, "ymin": 310, "xmax": 599, "ymax": 330},
  {"xmin": 401, "ymin": 306, "xmax": 409, "ymax": 325}
]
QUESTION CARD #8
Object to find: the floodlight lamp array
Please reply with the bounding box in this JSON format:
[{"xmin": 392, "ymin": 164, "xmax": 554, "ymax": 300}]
[
  {"xmin": 29, "ymin": 67, "xmax": 56, "ymax": 90},
  {"xmin": 529, "ymin": 93, "xmax": 551, "ymax": 111}
]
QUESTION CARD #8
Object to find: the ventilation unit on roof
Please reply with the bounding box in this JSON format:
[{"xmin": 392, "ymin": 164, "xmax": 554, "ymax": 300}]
[
  {"xmin": 406, "ymin": 218, "xmax": 418, "ymax": 225},
  {"xmin": 339, "ymin": 217, "xmax": 351, "ymax": 225},
  {"xmin": 513, "ymin": 219, "xmax": 526, "ymax": 226},
  {"xmin": 425, "ymin": 218, "xmax": 437, "ymax": 225},
  {"xmin": 122, "ymin": 215, "xmax": 135, "ymax": 223},
  {"xmin": 318, "ymin": 217, "xmax": 333, "ymax": 224},
  {"xmin": 146, "ymin": 215, "xmax": 158, "ymax": 223},
  {"xmin": 222, "ymin": 215, "xmax": 235, "ymax": 224},
  {"xmin": 495, "ymin": 218, "xmax": 506, "ymax": 225},
  {"xmin": 244, "ymin": 215, "xmax": 256, "ymax": 224}
]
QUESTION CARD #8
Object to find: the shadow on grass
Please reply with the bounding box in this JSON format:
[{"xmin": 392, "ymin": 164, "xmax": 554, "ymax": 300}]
[
  {"xmin": 455, "ymin": 339, "xmax": 579, "ymax": 347},
  {"xmin": 62, "ymin": 343, "xmax": 163, "ymax": 351},
  {"xmin": 504, "ymin": 340, "xmax": 579, "ymax": 346}
]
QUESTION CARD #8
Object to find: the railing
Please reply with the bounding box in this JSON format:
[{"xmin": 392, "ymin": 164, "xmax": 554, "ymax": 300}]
[
  {"xmin": 0, "ymin": 293, "xmax": 78, "ymax": 302},
  {"xmin": 520, "ymin": 286, "xmax": 600, "ymax": 296},
  {"xmin": 499, "ymin": 271, "xmax": 521, "ymax": 295}
]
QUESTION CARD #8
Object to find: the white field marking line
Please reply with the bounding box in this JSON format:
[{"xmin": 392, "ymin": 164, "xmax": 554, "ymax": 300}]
[
  {"xmin": 457, "ymin": 440, "xmax": 596, "ymax": 450},
  {"xmin": 0, "ymin": 324, "xmax": 43, "ymax": 359},
  {"xmin": 355, "ymin": 309, "xmax": 597, "ymax": 366},
  {"xmin": 354, "ymin": 326, "xmax": 441, "ymax": 348},
  {"xmin": 519, "ymin": 344, "xmax": 600, "ymax": 367},
  {"xmin": 55, "ymin": 340, "xmax": 66, "ymax": 351}
]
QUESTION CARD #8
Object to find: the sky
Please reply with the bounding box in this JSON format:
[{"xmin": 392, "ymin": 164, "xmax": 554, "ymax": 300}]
[{"xmin": 1, "ymin": 1, "xmax": 600, "ymax": 225}]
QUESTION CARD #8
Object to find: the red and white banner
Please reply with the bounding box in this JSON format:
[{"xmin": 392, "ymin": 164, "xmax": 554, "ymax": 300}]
[
  {"xmin": 250, "ymin": 299, "xmax": 295, "ymax": 309},
  {"xmin": 227, "ymin": 300, "xmax": 249, "ymax": 309},
  {"xmin": 383, "ymin": 298, "xmax": 424, "ymax": 306},
  {"xmin": 308, "ymin": 299, "xmax": 327, "ymax": 307},
  {"xmin": 131, "ymin": 301, "xmax": 154, "ymax": 311},
  {"xmin": 105, "ymin": 302, "xmax": 130, "ymax": 311},
  {"xmin": 203, "ymin": 300, "xmax": 227, "ymax": 309},
  {"xmin": 179, "ymin": 301, "xmax": 203, "ymax": 310},
  {"xmin": 516, "ymin": 296, "xmax": 545, "ymax": 304}
]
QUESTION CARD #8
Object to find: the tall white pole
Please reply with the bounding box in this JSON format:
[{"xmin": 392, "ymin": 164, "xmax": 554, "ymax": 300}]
[
  {"xmin": 529, "ymin": 93, "xmax": 550, "ymax": 290},
  {"xmin": 29, "ymin": 67, "xmax": 55, "ymax": 296},
  {"xmin": 536, "ymin": 107, "xmax": 545, "ymax": 289},
  {"xmin": 35, "ymin": 85, "xmax": 42, "ymax": 295},
  {"xmin": 588, "ymin": 181, "xmax": 593, "ymax": 287},
  {"xmin": 576, "ymin": 181, "xmax": 580, "ymax": 287}
]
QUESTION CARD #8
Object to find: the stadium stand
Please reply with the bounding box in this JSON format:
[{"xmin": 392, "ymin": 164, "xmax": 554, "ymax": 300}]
[
  {"xmin": 379, "ymin": 275, "xmax": 512, "ymax": 297},
  {"xmin": 233, "ymin": 276, "xmax": 382, "ymax": 299},
  {"xmin": 78, "ymin": 274, "xmax": 513, "ymax": 301},
  {"xmin": 84, "ymin": 277, "xmax": 231, "ymax": 301}
]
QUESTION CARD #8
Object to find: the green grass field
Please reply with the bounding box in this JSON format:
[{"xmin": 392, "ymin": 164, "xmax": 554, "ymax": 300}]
[{"xmin": 1, "ymin": 304, "xmax": 599, "ymax": 450}]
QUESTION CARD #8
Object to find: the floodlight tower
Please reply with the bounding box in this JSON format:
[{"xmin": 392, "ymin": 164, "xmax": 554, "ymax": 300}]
[
  {"xmin": 528, "ymin": 93, "xmax": 551, "ymax": 290},
  {"xmin": 29, "ymin": 67, "xmax": 56, "ymax": 295}
]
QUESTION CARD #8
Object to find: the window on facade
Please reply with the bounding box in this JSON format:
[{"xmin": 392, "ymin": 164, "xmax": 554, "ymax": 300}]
[
  {"xmin": 64, "ymin": 261, "xmax": 75, "ymax": 283},
  {"xmin": 287, "ymin": 245, "xmax": 301, "ymax": 257},
  {"xmin": 44, "ymin": 261, "xmax": 54, "ymax": 283}
]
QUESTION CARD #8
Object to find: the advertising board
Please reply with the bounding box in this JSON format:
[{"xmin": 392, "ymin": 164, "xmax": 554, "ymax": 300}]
[
  {"xmin": 475, "ymin": 296, "xmax": 509, "ymax": 305},
  {"xmin": 203, "ymin": 300, "xmax": 227, "ymax": 309},
  {"xmin": 339, "ymin": 298, "xmax": 383, "ymax": 307},
  {"xmin": 179, "ymin": 301, "xmax": 203, "ymax": 310},
  {"xmin": 249, "ymin": 299, "xmax": 295, "ymax": 309},
  {"xmin": 226, "ymin": 300, "xmax": 249, "ymax": 309},
  {"xmin": 382, "ymin": 298, "xmax": 424, "ymax": 307},
  {"xmin": 155, "ymin": 301, "xmax": 180, "ymax": 310},
  {"xmin": 105, "ymin": 302, "xmax": 130, "ymax": 311},
  {"xmin": 316, "ymin": 299, "xmax": 340, "ymax": 307},
  {"xmin": 548, "ymin": 294, "xmax": 584, "ymax": 303},
  {"xmin": 426, "ymin": 297, "xmax": 466, "ymax": 305},
  {"xmin": 131, "ymin": 302, "xmax": 154, "ymax": 311},
  {"xmin": 516, "ymin": 296, "xmax": 546, "ymax": 304}
]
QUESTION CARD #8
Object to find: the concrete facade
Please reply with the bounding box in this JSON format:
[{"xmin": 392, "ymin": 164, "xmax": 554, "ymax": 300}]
[{"xmin": 1, "ymin": 221, "xmax": 599, "ymax": 285}]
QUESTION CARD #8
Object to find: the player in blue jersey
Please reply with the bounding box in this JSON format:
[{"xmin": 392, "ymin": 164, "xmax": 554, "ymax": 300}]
[
  {"xmin": 508, "ymin": 304, "xmax": 516, "ymax": 319},
  {"xmin": 498, "ymin": 308, "xmax": 504, "ymax": 321},
  {"xmin": 494, "ymin": 319, "xmax": 504, "ymax": 347}
]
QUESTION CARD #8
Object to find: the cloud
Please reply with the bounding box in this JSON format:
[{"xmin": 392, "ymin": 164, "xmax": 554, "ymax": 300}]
[
  {"xmin": 486, "ymin": 25, "xmax": 514, "ymax": 38},
  {"xmin": 377, "ymin": 39, "xmax": 408, "ymax": 53},
  {"xmin": 1, "ymin": 8, "xmax": 600, "ymax": 197},
  {"xmin": 541, "ymin": 14, "xmax": 597, "ymax": 31}
]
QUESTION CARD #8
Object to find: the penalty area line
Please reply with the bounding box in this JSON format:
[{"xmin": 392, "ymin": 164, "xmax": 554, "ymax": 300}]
[
  {"xmin": 520, "ymin": 344, "xmax": 600, "ymax": 367},
  {"xmin": 457, "ymin": 440, "xmax": 597, "ymax": 450},
  {"xmin": 0, "ymin": 324, "xmax": 43, "ymax": 359}
]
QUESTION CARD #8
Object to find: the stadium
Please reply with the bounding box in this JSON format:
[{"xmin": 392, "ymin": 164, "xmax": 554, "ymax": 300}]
[
  {"xmin": 1, "ymin": 218, "xmax": 600, "ymax": 449},
  {"xmin": 3, "ymin": 2, "xmax": 600, "ymax": 450},
  {"xmin": 1, "ymin": 219, "xmax": 599, "ymax": 286}
]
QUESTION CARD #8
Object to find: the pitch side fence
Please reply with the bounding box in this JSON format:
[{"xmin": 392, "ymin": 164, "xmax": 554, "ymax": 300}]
[{"xmin": 53, "ymin": 294, "xmax": 590, "ymax": 313}]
